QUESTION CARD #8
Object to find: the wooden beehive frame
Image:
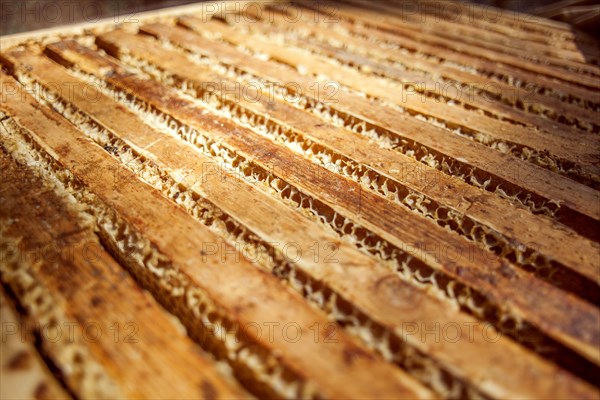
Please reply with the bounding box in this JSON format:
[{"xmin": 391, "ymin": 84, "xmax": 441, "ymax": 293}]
[{"xmin": 1, "ymin": 1, "xmax": 598, "ymax": 398}]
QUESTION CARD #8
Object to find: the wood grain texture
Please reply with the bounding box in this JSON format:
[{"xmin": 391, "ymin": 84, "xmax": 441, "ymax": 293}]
[
  {"xmin": 0, "ymin": 70, "xmax": 432, "ymax": 400},
  {"xmin": 42, "ymin": 37, "xmax": 600, "ymax": 370},
  {"xmin": 90, "ymin": 27, "xmax": 599, "ymax": 288},
  {"xmin": 153, "ymin": 19, "xmax": 600, "ymax": 242},
  {"xmin": 3, "ymin": 48, "xmax": 596, "ymax": 400},
  {"xmin": 0, "ymin": 133, "xmax": 249, "ymax": 399},
  {"xmin": 0, "ymin": 1, "xmax": 598, "ymax": 398},
  {"xmin": 0, "ymin": 287, "xmax": 71, "ymax": 400}
]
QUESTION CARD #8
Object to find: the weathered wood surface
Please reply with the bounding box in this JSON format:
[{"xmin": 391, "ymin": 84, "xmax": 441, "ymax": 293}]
[
  {"xmin": 1, "ymin": 0, "xmax": 599, "ymax": 398},
  {"xmin": 0, "ymin": 124, "xmax": 249, "ymax": 399},
  {"xmin": 0, "ymin": 287, "xmax": 71, "ymax": 400}
]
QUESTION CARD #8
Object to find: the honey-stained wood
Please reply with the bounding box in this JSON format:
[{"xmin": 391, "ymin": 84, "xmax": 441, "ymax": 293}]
[
  {"xmin": 1, "ymin": 1, "xmax": 599, "ymax": 399},
  {"xmin": 0, "ymin": 288, "xmax": 70, "ymax": 400},
  {"xmin": 3, "ymin": 47, "xmax": 597, "ymax": 400},
  {"xmin": 153, "ymin": 19, "xmax": 600, "ymax": 241},
  {"xmin": 0, "ymin": 71, "xmax": 432, "ymax": 400},
  {"xmin": 298, "ymin": 1, "xmax": 600, "ymax": 103},
  {"xmin": 0, "ymin": 136, "xmax": 249, "ymax": 399},
  {"xmin": 236, "ymin": 4, "xmax": 600, "ymax": 133},
  {"xmin": 90, "ymin": 27, "xmax": 599, "ymax": 289},
  {"xmin": 44, "ymin": 35, "xmax": 600, "ymax": 370},
  {"xmin": 312, "ymin": 0, "xmax": 600, "ymax": 88}
]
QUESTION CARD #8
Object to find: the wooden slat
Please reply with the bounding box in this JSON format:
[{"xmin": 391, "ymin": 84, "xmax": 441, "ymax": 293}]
[
  {"xmin": 143, "ymin": 21, "xmax": 600, "ymax": 241},
  {"xmin": 0, "ymin": 71, "xmax": 432, "ymax": 400},
  {"xmin": 43, "ymin": 39, "xmax": 600, "ymax": 368},
  {"xmin": 239, "ymin": 5, "xmax": 599, "ymax": 133},
  {"xmin": 87, "ymin": 29, "xmax": 600, "ymax": 293},
  {"xmin": 0, "ymin": 287, "xmax": 71, "ymax": 400},
  {"xmin": 199, "ymin": 16, "xmax": 600, "ymax": 180},
  {"xmin": 342, "ymin": 0, "xmax": 600, "ymax": 73},
  {"xmin": 296, "ymin": 1, "xmax": 600, "ymax": 103},
  {"xmin": 1, "ymin": 2, "xmax": 599, "ymax": 398},
  {"xmin": 181, "ymin": 15, "xmax": 600, "ymax": 196},
  {"xmin": 0, "ymin": 0, "xmax": 262, "ymax": 49},
  {"xmin": 227, "ymin": 12, "xmax": 600, "ymax": 182},
  {"xmin": 316, "ymin": 0, "xmax": 600, "ymax": 88},
  {"xmin": 409, "ymin": 0, "xmax": 599, "ymax": 50},
  {"xmin": 5, "ymin": 47, "xmax": 598, "ymax": 399},
  {"xmin": 380, "ymin": 1, "xmax": 592, "ymax": 62},
  {"xmin": 0, "ymin": 132, "xmax": 248, "ymax": 399}
]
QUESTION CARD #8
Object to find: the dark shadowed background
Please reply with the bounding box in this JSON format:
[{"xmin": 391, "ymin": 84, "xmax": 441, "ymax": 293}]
[{"xmin": 1, "ymin": 0, "xmax": 599, "ymax": 37}]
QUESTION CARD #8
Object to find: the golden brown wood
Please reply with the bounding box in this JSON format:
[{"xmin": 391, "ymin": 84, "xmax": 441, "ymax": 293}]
[
  {"xmin": 0, "ymin": 137, "xmax": 249, "ymax": 399},
  {"xmin": 144, "ymin": 21, "xmax": 600, "ymax": 241},
  {"xmin": 4, "ymin": 47, "xmax": 597, "ymax": 400},
  {"xmin": 41, "ymin": 39, "xmax": 600, "ymax": 370},
  {"xmin": 183, "ymin": 17, "xmax": 600, "ymax": 184},
  {"xmin": 236, "ymin": 5, "xmax": 600, "ymax": 134},
  {"xmin": 0, "ymin": 71, "xmax": 432, "ymax": 399},
  {"xmin": 83, "ymin": 30, "xmax": 599, "ymax": 291},
  {"xmin": 405, "ymin": 0, "xmax": 598, "ymax": 51},
  {"xmin": 1, "ymin": 1, "xmax": 599, "ymax": 398},
  {"xmin": 311, "ymin": 0, "xmax": 600, "ymax": 88},
  {"xmin": 342, "ymin": 0, "xmax": 600, "ymax": 74},
  {"xmin": 296, "ymin": 1, "xmax": 600, "ymax": 103},
  {"xmin": 0, "ymin": 287, "xmax": 71, "ymax": 400}
]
